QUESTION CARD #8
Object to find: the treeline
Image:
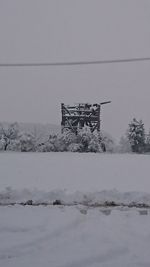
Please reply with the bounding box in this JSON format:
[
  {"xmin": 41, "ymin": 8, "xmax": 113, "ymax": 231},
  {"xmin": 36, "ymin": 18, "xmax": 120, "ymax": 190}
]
[
  {"xmin": 0, "ymin": 119, "xmax": 149, "ymax": 153},
  {"xmin": 0, "ymin": 123, "xmax": 114, "ymax": 153}
]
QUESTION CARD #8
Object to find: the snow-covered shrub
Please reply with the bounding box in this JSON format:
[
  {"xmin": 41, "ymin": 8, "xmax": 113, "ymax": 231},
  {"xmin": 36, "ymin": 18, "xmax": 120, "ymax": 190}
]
[
  {"xmin": 53, "ymin": 137, "xmax": 67, "ymax": 151},
  {"xmin": 37, "ymin": 142, "xmax": 55, "ymax": 152},
  {"xmin": 18, "ymin": 132, "xmax": 36, "ymax": 152},
  {"xmin": 49, "ymin": 134, "xmax": 67, "ymax": 152},
  {"xmin": 38, "ymin": 128, "xmax": 102, "ymax": 153},
  {"xmin": 7, "ymin": 139, "xmax": 21, "ymax": 151},
  {"xmin": 46, "ymin": 132, "xmax": 78, "ymax": 152},
  {"xmin": 75, "ymin": 127, "xmax": 102, "ymax": 152},
  {"xmin": 88, "ymin": 138, "xmax": 101, "ymax": 152},
  {"xmin": 0, "ymin": 136, "xmax": 5, "ymax": 151},
  {"xmin": 67, "ymin": 143, "xmax": 83, "ymax": 152},
  {"xmin": 38, "ymin": 133, "xmax": 73, "ymax": 152},
  {"xmin": 61, "ymin": 131, "xmax": 77, "ymax": 146}
]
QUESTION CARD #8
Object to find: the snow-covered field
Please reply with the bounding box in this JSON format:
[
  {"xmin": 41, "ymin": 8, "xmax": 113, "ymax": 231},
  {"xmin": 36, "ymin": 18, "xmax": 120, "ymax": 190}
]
[
  {"xmin": 1, "ymin": 152, "xmax": 150, "ymax": 192},
  {"xmin": 1, "ymin": 152, "xmax": 150, "ymax": 266},
  {"xmin": 1, "ymin": 152, "xmax": 150, "ymax": 205}
]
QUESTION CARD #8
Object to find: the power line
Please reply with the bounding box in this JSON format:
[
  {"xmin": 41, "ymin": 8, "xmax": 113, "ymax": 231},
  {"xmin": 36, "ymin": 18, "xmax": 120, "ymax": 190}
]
[{"xmin": 0, "ymin": 57, "xmax": 150, "ymax": 67}]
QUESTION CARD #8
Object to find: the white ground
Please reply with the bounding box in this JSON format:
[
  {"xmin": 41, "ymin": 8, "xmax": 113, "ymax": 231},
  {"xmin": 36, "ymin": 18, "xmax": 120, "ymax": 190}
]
[
  {"xmin": 1, "ymin": 206, "xmax": 150, "ymax": 267},
  {"xmin": 0, "ymin": 152, "xmax": 150, "ymax": 193},
  {"xmin": 1, "ymin": 152, "xmax": 150, "ymax": 266}
]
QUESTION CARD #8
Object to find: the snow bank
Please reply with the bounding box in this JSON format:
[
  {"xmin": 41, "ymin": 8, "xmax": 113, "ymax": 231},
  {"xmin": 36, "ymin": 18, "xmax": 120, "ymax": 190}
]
[{"xmin": 1, "ymin": 187, "xmax": 150, "ymax": 207}]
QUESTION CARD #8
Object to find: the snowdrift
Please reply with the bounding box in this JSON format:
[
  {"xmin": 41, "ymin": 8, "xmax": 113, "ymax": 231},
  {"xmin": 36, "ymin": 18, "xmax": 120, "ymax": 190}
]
[{"xmin": 1, "ymin": 188, "xmax": 150, "ymax": 207}]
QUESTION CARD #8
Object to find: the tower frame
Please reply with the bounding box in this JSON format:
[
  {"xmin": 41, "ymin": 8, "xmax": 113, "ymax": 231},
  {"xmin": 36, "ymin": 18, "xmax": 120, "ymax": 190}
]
[{"xmin": 61, "ymin": 103, "xmax": 103, "ymax": 134}]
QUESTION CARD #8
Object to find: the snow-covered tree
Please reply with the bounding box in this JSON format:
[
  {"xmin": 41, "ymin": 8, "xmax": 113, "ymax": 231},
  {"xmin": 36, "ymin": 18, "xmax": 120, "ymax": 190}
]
[
  {"xmin": 145, "ymin": 130, "xmax": 150, "ymax": 153},
  {"xmin": 127, "ymin": 118, "xmax": 145, "ymax": 153},
  {"xmin": 0, "ymin": 123, "xmax": 19, "ymax": 150}
]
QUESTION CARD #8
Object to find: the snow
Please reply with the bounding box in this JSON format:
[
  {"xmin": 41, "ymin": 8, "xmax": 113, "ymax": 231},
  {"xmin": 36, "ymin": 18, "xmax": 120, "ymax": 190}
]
[
  {"xmin": 1, "ymin": 187, "xmax": 150, "ymax": 207},
  {"xmin": 0, "ymin": 152, "xmax": 150, "ymax": 193},
  {"xmin": 1, "ymin": 152, "xmax": 150, "ymax": 266},
  {"xmin": 0, "ymin": 205, "xmax": 150, "ymax": 267}
]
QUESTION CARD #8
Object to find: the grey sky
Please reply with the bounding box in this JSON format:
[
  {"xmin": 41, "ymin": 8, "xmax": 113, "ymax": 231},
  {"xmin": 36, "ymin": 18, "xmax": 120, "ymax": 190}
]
[{"xmin": 0, "ymin": 0, "xmax": 150, "ymax": 139}]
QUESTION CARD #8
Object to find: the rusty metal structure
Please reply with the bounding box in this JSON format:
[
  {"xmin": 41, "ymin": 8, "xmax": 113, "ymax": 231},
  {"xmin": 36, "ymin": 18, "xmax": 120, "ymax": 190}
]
[{"xmin": 61, "ymin": 102, "xmax": 111, "ymax": 134}]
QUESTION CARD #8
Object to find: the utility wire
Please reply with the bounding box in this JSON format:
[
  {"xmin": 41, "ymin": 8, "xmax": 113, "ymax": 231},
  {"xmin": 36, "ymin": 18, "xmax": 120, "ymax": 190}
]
[{"xmin": 0, "ymin": 57, "xmax": 150, "ymax": 67}]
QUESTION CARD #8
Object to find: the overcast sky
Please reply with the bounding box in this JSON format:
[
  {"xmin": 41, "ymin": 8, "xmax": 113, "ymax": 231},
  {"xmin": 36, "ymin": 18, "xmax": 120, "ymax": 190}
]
[{"xmin": 0, "ymin": 0, "xmax": 150, "ymax": 139}]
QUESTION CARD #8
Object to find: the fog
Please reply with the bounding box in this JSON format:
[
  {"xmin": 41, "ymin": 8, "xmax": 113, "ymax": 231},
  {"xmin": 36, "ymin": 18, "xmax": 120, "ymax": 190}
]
[{"xmin": 0, "ymin": 0, "xmax": 150, "ymax": 139}]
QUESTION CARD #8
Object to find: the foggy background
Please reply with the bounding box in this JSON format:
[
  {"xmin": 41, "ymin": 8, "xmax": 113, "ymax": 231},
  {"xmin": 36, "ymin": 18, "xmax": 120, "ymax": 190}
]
[{"xmin": 0, "ymin": 0, "xmax": 150, "ymax": 140}]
